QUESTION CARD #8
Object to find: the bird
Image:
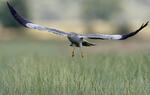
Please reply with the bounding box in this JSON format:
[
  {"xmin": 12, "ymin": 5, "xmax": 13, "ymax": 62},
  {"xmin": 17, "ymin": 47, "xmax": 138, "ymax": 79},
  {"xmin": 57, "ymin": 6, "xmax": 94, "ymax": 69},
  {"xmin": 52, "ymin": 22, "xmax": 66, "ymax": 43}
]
[{"xmin": 7, "ymin": 2, "xmax": 149, "ymax": 58}]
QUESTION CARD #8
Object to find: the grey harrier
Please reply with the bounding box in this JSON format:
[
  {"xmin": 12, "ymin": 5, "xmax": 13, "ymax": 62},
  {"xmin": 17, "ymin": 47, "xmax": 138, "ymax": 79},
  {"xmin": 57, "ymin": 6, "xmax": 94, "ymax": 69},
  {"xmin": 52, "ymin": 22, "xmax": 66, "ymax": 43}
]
[{"xmin": 7, "ymin": 2, "xmax": 149, "ymax": 57}]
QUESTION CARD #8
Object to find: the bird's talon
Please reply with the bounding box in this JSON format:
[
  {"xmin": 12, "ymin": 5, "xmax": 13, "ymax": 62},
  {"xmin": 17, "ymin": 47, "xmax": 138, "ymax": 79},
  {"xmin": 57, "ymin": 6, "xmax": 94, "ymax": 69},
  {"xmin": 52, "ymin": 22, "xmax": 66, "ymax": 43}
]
[
  {"xmin": 72, "ymin": 52, "xmax": 75, "ymax": 57},
  {"xmin": 81, "ymin": 52, "xmax": 84, "ymax": 58}
]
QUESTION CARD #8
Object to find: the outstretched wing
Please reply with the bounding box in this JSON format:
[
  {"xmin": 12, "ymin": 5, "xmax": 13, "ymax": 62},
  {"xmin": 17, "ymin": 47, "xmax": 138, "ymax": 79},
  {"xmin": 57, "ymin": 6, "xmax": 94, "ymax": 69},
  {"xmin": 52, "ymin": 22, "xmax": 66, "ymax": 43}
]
[
  {"xmin": 79, "ymin": 21, "xmax": 149, "ymax": 40},
  {"xmin": 7, "ymin": 2, "xmax": 68, "ymax": 36}
]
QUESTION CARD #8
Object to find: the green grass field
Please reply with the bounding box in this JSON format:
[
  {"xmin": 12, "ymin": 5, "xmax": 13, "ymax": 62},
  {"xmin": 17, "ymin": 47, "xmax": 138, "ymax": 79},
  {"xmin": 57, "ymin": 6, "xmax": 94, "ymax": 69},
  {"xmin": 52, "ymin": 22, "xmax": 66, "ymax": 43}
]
[{"xmin": 0, "ymin": 40, "xmax": 150, "ymax": 95}]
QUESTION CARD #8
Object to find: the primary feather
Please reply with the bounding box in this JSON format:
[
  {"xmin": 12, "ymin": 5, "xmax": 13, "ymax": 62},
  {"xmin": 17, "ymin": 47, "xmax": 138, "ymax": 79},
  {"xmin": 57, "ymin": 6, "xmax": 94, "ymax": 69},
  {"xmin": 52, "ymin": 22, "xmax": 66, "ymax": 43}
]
[
  {"xmin": 7, "ymin": 2, "xmax": 68, "ymax": 36},
  {"xmin": 7, "ymin": 2, "xmax": 149, "ymax": 41},
  {"xmin": 79, "ymin": 21, "xmax": 149, "ymax": 40}
]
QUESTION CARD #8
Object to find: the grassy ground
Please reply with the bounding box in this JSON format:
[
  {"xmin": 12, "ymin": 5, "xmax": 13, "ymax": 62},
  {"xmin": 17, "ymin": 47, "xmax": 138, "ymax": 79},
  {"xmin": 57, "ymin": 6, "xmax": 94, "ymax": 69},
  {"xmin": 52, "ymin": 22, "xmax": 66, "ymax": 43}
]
[{"xmin": 0, "ymin": 40, "xmax": 150, "ymax": 95}]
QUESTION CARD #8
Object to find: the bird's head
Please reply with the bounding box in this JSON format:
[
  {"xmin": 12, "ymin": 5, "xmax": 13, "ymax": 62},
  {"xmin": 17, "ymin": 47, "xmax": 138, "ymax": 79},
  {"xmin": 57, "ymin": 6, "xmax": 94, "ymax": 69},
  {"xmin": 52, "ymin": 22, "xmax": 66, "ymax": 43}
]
[{"xmin": 68, "ymin": 32, "xmax": 78, "ymax": 37}]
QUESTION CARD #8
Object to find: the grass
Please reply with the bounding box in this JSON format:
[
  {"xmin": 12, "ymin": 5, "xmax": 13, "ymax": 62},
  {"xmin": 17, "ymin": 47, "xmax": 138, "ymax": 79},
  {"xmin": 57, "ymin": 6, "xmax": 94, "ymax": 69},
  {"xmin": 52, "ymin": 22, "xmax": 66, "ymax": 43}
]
[{"xmin": 0, "ymin": 40, "xmax": 150, "ymax": 95}]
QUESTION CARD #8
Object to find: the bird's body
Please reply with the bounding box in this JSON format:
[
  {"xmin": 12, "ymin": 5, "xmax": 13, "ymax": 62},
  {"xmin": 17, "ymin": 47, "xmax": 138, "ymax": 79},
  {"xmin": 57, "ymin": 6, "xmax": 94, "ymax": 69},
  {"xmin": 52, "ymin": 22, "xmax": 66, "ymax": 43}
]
[
  {"xmin": 7, "ymin": 2, "xmax": 149, "ymax": 57},
  {"xmin": 68, "ymin": 32, "xmax": 82, "ymax": 47},
  {"xmin": 67, "ymin": 32, "xmax": 95, "ymax": 47}
]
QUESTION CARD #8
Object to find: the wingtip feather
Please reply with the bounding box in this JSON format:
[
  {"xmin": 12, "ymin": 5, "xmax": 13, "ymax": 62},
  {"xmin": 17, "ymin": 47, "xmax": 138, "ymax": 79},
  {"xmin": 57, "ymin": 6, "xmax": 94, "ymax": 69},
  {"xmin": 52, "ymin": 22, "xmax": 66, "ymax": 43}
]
[
  {"xmin": 120, "ymin": 21, "xmax": 149, "ymax": 40},
  {"xmin": 7, "ymin": 2, "xmax": 13, "ymax": 12},
  {"xmin": 7, "ymin": 2, "xmax": 31, "ymax": 27},
  {"xmin": 145, "ymin": 21, "xmax": 149, "ymax": 26}
]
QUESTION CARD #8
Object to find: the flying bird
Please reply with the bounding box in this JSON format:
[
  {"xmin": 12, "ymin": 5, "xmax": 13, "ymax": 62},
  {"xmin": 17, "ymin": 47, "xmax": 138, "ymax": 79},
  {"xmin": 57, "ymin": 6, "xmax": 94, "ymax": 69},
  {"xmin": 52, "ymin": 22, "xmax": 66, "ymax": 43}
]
[{"xmin": 7, "ymin": 2, "xmax": 149, "ymax": 58}]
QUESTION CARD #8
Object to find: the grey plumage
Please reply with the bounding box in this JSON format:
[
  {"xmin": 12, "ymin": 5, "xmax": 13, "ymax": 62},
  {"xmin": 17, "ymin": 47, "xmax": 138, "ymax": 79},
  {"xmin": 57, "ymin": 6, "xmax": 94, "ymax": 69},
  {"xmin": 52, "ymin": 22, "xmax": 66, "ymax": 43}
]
[
  {"xmin": 7, "ymin": 2, "xmax": 68, "ymax": 36},
  {"xmin": 79, "ymin": 22, "xmax": 149, "ymax": 40},
  {"xmin": 7, "ymin": 2, "xmax": 149, "ymax": 57}
]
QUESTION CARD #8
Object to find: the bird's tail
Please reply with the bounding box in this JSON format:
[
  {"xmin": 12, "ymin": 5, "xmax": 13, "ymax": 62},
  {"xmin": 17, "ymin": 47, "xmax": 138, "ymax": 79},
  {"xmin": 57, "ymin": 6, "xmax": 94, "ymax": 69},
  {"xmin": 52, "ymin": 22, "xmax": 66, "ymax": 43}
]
[{"xmin": 82, "ymin": 40, "xmax": 96, "ymax": 47}]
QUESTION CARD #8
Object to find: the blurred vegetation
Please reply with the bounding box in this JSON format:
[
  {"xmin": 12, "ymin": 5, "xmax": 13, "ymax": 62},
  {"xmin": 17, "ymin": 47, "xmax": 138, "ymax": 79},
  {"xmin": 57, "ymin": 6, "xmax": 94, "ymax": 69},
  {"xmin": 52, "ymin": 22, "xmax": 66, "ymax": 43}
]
[
  {"xmin": 114, "ymin": 18, "xmax": 131, "ymax": 34},
  {"xmin": 0, "ymin": 0, "xmax": 29, "ymax": 28},
  {"xmin": 117, "ymin": 23, "xmax": 130, "ymax": 34},
  {"xmin": 0, "ymin": 0, "xmax": 149, "ymax": 40},
  {"xmin": 80, "ymin": 0, "xmax": 122, "ymax": 33},
  {"xmin": 0, "ymin": 41, "xmax": 150, "ymax": 95},
  {"xmin": 138, "ymin": 0, "xmax": 150, "ymax": 6},
  {"xmin": 81, "ymin": 0, "xmax": 122, "ymax": 20}
]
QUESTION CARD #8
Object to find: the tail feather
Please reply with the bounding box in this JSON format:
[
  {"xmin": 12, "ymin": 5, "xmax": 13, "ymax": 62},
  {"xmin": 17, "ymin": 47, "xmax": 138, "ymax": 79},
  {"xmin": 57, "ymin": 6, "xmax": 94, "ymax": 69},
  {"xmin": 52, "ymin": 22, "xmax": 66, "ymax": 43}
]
[{"xmin": 82, "ymin": 40, "xmax": 96, "ymax": 47}]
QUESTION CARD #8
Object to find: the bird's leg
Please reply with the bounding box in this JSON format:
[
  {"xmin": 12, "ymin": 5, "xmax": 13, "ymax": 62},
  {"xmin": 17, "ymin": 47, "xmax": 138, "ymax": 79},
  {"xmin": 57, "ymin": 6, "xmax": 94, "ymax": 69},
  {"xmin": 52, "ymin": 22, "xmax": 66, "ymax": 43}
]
[
  {"xmin": 72, "ymin": 45, "xmax": 75, "ymax": 57},
  {"xmin": 79, "ymin": 43, "xmax": 84, "ymax": 58},
  {"xmin": 72, "ymin": 48, "xmax": 75, "ymax": 57},
  {"xmin": 80, "ymin": 49, "xmax": 84, "ymax": 58}
]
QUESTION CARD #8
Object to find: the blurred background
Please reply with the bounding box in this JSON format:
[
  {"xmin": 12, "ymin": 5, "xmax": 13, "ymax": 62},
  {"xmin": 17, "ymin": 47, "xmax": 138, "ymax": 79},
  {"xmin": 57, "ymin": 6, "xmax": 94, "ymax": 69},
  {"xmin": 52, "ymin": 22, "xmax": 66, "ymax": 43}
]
[
  {"xmin": 1, "ymin": 1, "xmax": 150, "ymax": 94},
  {"xmin": 0, "ymin": 0, "xmax": 150, "ymax": 54}
]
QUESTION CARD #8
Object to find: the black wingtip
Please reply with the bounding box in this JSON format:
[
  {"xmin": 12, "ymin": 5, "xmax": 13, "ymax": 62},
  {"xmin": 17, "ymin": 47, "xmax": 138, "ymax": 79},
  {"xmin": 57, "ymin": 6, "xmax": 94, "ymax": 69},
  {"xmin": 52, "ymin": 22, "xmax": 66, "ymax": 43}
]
[
  {"xmin": 7, "ymin": 2, "xmax": 12, "ymax": 11},
  {"xmin": 7, "ymin": 2, "xmax": 17, "ymax": 16},
  {"xmin": 7, "ymin": 1, "xmax": 9, "ymax": 6},
  {"xmin": 120, "ymin": 21, "xmax": 149, "ymax": 40},
  {"xmin": 144, "ymin": 21, "xmax": 149, "ymax": 27},
  {"xmin": 7, "ymin": 2, "xmax": 31, "ymax": 27},
  {"xmin": 139, "ymin": 21, "xmax": 149, "ymax": 31}
]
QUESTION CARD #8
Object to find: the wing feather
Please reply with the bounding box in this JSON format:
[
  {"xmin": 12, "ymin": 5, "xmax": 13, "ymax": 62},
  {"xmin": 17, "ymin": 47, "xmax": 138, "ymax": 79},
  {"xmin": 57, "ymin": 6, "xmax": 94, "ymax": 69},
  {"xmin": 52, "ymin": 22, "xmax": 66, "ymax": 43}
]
[
  {"xmin": 7, "ymin": 2, "xmax": 68, "ymax": 36},
  {"xmin": 79, "ymin": 21, "xmax": 149, "ymax": 40}
]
